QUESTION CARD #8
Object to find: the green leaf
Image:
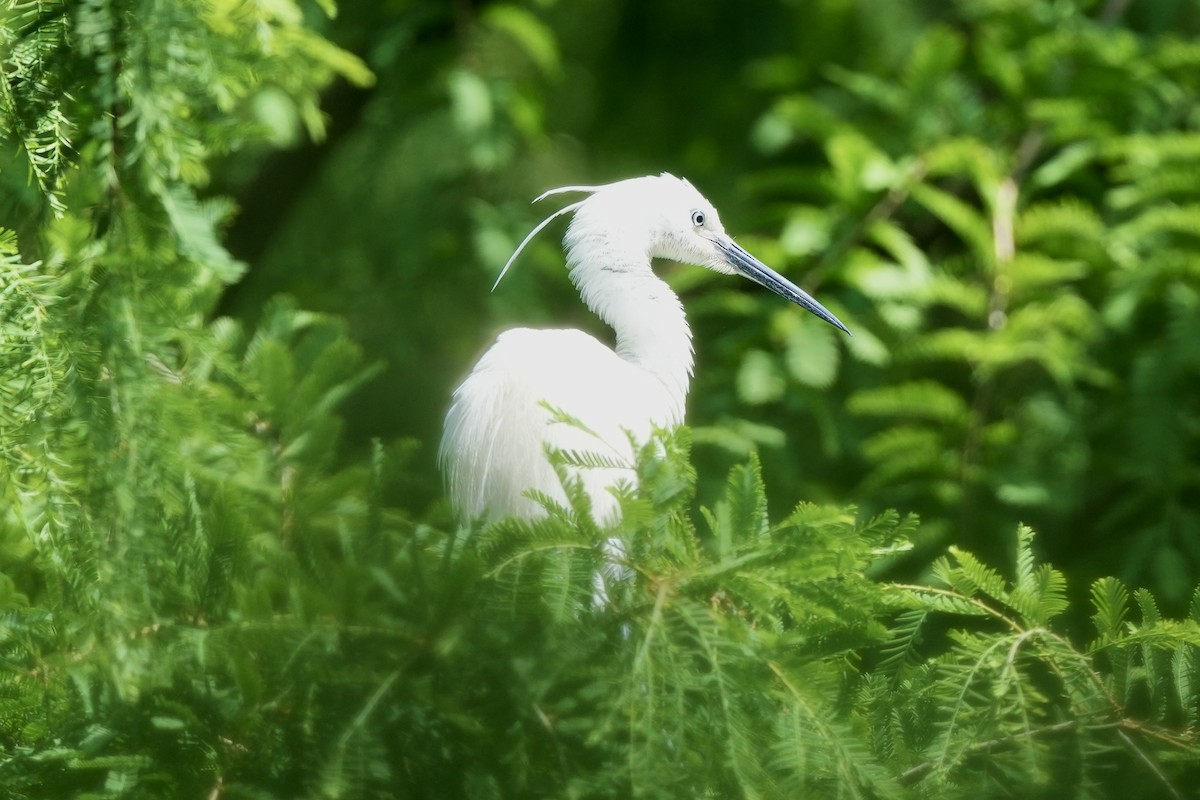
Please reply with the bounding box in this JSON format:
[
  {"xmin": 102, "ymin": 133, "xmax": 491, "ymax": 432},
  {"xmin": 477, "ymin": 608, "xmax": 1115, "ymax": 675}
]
[
  {"xmin": 482, "ymin": 4, "xmax": 562, "ymax": 77},
  {"xmin": 904, "ymin": 25, "xmax": 965, "ymax": 95},
  {"xmin": 737, "ymin": 349, "xmax": 786, "ymax": 404},
  {"xmin": 910, "ymin": 182, "xmax": 993, "ymax": 260},
  {"xmin": 724, "ymin": 453, "xmax": 769, "ymax": 542},
  {"xmin": 879, "ymin": 608, "xmax": 929, "ymax": 676},
  {"xmin": 782, "ymin": 313, "xmax": 840, "ymax": 389},
  {"xmin": 946, "ymin": 547, "xmax": 1010, "ymax": 606},
  {"xmin": 448, "ymin": 69, "xmax": 494, "ymax": 133},
  {"xmin": 848, "ymin": 380, "xmax": 970, "ymax": 426},
  {"xmin": 825, "ymin": 128, "xmax": 902, "ymax": 193},
  {"xmin": 1029, "ymin": 142, "xmax": 1099, "ymax": 191}
]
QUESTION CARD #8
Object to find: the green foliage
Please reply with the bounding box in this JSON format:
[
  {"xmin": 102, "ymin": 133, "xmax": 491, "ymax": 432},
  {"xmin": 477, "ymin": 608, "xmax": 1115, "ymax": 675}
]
[
  {"xmin": 217, "ymin": 0, "xmax": 1200, "ymax": 614},
  {"xmin": 685, "ymin": 0, "xmax": 1200, "ymax": 609},
  {"xmin": 2, "ymin": 0, "xmax": 1200, "ymax": 798}
]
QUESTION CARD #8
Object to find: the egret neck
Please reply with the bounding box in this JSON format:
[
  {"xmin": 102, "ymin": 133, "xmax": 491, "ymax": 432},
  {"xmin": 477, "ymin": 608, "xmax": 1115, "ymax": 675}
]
[{"xmin": 566, "ymin": 235, "xmax": 693, "ymax": 427}]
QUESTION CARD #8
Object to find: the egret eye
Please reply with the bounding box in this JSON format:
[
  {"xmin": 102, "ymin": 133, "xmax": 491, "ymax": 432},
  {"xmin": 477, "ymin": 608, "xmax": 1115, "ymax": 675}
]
[{"xmin": 691, "ymin": 210, "xmax": 706, "ymax": 227}]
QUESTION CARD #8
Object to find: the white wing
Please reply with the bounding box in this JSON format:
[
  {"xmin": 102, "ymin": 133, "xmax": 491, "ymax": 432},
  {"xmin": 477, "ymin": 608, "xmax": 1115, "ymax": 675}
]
[{"xmin": 440, "ymin": 328, "xmax": 675, "ymax": 523}]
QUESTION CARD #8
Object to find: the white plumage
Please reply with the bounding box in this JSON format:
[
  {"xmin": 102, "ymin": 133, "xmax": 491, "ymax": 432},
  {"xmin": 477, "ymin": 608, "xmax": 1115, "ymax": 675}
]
[{"xmin": 441, "ymin": 173, "xmax": 849, "ymax": 525}]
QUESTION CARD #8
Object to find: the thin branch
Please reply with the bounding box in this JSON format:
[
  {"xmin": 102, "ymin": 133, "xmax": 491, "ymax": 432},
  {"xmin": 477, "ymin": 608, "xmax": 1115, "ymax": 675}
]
[
  {"xmin": 1120, "ymin": 717, "xmax": 1200, "ymax": 752},
  {"xmin": 898, "ymin": 719, "xmax": 1083, "ymax": 786},
  {"xmin": 332, "ymin": 669, "xmax": 402, "ymax": 760},
  {"xmin": 1118, "ymin": 729, "xmax": 1184, "ymax": 800},
  {"xmin": 891, "ymin": 583, "xmax": 1025, "ymax": 633},
  {"xmin": 958, "ymin": 176, "xmax": 1017, "ymax": 529},
  {"xmin": 769, "ymin": 659, "xmax": 890, "ymax": 795},
  {"xmin": 632, "ymin": 580, "xmax": 672, "ymax": 675},
  {"xmin": 483, "ymin": 541, "xmax": 596, "ymax": 579}
]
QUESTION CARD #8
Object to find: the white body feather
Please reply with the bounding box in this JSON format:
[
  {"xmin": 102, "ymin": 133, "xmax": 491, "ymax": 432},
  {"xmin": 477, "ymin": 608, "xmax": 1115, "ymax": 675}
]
[{"xmin": 441, "ymin": 325, "xmax": 685, "ymax": 522}]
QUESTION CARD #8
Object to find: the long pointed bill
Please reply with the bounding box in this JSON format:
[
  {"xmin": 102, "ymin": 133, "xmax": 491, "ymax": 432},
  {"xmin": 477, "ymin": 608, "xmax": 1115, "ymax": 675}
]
[{"xmin": 713, "ymin": 234, "xmax": 851, "ymax": 336}]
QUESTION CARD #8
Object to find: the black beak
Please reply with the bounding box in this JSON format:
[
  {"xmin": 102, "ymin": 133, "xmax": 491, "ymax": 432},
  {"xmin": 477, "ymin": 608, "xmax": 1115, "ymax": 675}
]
[{"xmin": 713, "ymin": 234, "xmax": 851, "ymax": 335}]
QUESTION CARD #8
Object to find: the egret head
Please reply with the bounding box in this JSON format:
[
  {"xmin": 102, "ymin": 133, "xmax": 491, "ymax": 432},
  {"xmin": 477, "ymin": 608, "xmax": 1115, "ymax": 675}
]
[{"xmin": 495, "ymin": 173, "xmax": 850, "ymax": 335}]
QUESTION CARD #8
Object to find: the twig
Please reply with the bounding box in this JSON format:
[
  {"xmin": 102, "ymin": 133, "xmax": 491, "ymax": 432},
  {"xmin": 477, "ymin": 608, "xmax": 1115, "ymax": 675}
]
[
  {"xmin": 957, "ymin": 176, "xmax": 1017, "ymax": 529},
  {"xmin": 1118, "ymin": 729, "xmax": 1184, "ymax": 800},
  {"xmin": 898, "ymin": 719, "xmax": 1081, "ymax": 786}
]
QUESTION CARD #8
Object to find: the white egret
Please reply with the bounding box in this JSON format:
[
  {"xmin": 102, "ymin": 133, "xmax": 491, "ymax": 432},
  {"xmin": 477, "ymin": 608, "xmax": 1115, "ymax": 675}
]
[{"xmin": 440, "ymin": 173, "xmax": 849, "ymax": 525}]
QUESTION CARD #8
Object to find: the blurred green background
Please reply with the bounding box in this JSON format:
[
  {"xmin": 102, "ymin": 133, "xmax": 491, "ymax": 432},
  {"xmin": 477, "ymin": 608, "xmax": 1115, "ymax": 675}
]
[
  {"xmin": 214, "ymin": 0, "xmax": 1200, "ymax": 611},
  {"xmin": 4, "ymin": 1, "xmax": 1200, "ymax": 796}
]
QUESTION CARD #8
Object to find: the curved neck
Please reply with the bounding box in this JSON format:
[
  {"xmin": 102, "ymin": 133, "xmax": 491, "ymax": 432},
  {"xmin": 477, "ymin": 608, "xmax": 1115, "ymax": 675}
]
[{"xmin": 568, "ymin": 246, "xmax": 693, "ymax": 424}]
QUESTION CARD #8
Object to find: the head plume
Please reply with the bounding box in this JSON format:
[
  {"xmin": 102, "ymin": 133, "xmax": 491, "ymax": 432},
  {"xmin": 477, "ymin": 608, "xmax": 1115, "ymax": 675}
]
[{"xmin": 491, "ymin": 174, "xmax": 685, "ymax": 290}]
